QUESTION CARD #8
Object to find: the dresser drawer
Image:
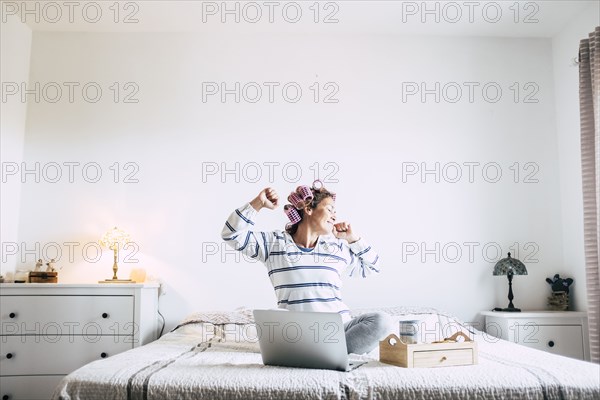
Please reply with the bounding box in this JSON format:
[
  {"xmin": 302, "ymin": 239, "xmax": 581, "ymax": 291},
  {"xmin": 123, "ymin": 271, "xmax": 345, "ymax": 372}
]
[
  {"xmin": 1, "ymin": 375, "xmax": 65, "ymax": 400},
  {"xmin": 481, "ymin": 311, "xmax": 589, "ymax": 361},
  {"xmin": 413, "ymin": 348, "xmax": 474, "ymax": 368},
  {"xmin": 516, "ymin": 324, "xmax": 584, "ymax": 359},
  {"xmin": 1, "ymin": 295, "xmax": 134, "ymax": 335},
  {"xmin": 1, "ymin": 335, "xmax": 133, "ymax": 375}
]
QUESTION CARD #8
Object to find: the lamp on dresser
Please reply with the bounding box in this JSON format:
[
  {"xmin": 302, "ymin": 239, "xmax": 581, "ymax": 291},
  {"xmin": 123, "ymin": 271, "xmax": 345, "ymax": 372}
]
[
  {"xmin": 99, "ymin": 226, "xmax": 134, "ymax": 283},
  {"xmin": 493, "ymin": 252, "xmax": 527, "ymax": 312}
]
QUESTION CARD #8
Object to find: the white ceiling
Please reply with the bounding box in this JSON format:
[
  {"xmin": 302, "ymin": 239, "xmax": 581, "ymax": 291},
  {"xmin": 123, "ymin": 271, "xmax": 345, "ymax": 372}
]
[{"xmin": 17, "ymin": 1, "xmax": 598, "ymax": 37}]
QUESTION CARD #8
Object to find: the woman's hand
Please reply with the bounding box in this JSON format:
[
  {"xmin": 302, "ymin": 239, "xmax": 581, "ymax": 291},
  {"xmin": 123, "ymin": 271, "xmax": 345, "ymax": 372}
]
[
  {"xmin": 250, "ymin": 187, "xmax": 279, "ymax": 211},
  {"xmin": 333, "ymin": 222, "xmax": 360, "ymax": 243}
]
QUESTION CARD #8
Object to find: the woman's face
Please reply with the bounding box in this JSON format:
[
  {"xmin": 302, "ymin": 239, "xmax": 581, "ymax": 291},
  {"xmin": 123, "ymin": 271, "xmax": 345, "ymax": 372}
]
[{"xmin": 304, "ymin": 197, "xmax": 336, "ymax": 235}]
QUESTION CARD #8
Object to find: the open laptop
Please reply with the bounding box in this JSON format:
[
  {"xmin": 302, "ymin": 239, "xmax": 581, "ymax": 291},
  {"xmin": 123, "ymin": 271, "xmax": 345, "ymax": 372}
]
[{"xmin": 253, "ymin": 309, "xmax": 365, "ymax": 372}]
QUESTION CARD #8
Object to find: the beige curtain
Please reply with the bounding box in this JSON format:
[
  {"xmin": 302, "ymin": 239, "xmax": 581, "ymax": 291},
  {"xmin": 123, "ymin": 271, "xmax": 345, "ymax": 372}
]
[{"xmin": 580, "ymin": 26, "xmax": 600, "ymax": 364}]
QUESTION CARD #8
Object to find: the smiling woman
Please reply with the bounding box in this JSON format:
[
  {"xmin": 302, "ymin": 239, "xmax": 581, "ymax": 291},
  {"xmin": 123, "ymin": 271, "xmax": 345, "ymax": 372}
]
[{"xmin": 221, "ymin": 182, "xmax": 392, "ymax": 355}]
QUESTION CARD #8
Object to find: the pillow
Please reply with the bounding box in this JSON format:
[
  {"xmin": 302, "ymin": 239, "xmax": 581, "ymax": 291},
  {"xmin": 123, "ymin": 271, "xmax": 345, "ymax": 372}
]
[
  {"xmin": 172, "ymin": 307, "xmax": 257, "ymax": 344},
  {"xmin": 175, "ymin": 307, "xmax": 255, "ymax": 327}
]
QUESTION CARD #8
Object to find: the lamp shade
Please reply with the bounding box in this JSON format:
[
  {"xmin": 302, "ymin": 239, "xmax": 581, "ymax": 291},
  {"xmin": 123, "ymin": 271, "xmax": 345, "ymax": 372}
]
[
  {"xmin": 99, "ymin": 226, "xmax": 131, "ymax": 250},
  {"xmin": 493, "ymin": 252, "xmax": 527, "ymax": 276}
]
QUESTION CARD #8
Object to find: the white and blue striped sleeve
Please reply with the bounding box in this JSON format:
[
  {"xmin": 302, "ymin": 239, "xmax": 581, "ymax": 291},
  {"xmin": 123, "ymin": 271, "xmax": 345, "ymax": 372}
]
[
  {"xmin": 345, "ymin": 238, "xmax": 381, "ymax": 278},
  {"xmin": 221, "ymin": 203, "xmax": 277, "ymax": 263}
]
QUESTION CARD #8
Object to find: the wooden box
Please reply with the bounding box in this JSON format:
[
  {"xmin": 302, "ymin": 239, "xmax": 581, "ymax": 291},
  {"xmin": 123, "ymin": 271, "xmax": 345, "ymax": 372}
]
[
  {"xmin": 28, "ymin": 272, "xmax": 58, "ymax": 283},
  {"xmin": 380, "ymin": 333, "xmax": 478, "ymax": 368}
]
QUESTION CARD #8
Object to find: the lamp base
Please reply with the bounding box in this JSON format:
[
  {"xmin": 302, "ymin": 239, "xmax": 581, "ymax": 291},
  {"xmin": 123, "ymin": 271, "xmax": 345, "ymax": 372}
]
[
  {"xmin": 99, "ymin": 279, "xmax": 136, "ymax": 284},
  {"xmin": 492, "ymin": 307, "xmax": 521, "ymax": 312}
]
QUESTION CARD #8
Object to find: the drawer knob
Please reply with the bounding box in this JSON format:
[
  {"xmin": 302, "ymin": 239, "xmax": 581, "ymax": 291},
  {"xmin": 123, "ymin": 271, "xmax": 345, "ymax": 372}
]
[
  {"xmin": 101, "ymin": 352, "xmax": 108, "ymax": 358},
  {"xmin": 3, "ymin": 395, "xmax": 10, "ymax": 400},
  {"xmin": 6, "ymin": 353, "xmax": 13, "ymax": 359},
  {"xmin": 440, "ymin": 356, "xmax": 447, "ymax": 362},
  {"xmin": 8, "ymin": 313, "xmax": 16, "ymax": 319},
  {"xmin": 548, "ymin": 340, "xmax": 555, "ymax": 348},
  {"xmin": 102, "ymin": 313, "xmax": 109, "ymax": 319}
]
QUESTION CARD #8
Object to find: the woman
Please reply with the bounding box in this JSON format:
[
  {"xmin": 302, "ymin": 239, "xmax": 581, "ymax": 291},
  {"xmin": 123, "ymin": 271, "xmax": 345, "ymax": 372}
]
[{"xmin": 221, "ymin": 181, "xmax": 391, "ymax": 354}]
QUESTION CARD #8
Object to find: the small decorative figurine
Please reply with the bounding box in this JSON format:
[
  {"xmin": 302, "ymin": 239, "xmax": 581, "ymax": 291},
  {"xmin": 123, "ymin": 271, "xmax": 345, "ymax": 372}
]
[
  {"xmin": 34, "ymin": 259, "xmax": 43, "ymax": 272},
  {"xmin": 546, "ymin": 274, "xmax": 574, "ymax": 294},
  {"xmin": 46, "ymin": 259, "xmax": 57, "ymax": 272},
  {"xmin": 546, "ymin": 274, "xmax": 574, "ymax": 311}
]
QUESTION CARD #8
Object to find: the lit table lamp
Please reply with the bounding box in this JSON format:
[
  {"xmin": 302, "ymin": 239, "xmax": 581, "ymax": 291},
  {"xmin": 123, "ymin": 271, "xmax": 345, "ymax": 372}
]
[
  {"xmin": 493, "ymin": 252, "xmax": 527, "ymax": 312},
  {"xmin": 99, "ymin": 226, "xmax": 134, "ymax": 283}
]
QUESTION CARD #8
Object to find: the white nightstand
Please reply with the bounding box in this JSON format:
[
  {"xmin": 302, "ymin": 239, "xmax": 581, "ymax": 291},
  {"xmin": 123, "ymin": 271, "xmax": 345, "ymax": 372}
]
[
  {"xmin": 0, "ymin": 283, "xmax": 160, "ymax": 400},
  {"xmin": 481, "ymin": 311, "xmax": 590, "ymax": 361}
]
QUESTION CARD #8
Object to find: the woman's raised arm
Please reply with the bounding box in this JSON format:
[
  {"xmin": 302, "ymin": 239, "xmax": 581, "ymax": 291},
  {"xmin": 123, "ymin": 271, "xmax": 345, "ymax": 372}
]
[{"xmin": 221, "ymin": 187, "xmax": 280, "ymax": 263}]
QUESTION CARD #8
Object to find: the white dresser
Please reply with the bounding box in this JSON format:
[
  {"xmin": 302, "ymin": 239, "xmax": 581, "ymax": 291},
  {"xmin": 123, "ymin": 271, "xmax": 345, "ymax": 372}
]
[
  {"xmin": 481, "ymin": 311, "xmax": 590, "ymax": 361},
  {"xmin": 0, "ymin": 283, "xmax": 160, "ymax": 400}
]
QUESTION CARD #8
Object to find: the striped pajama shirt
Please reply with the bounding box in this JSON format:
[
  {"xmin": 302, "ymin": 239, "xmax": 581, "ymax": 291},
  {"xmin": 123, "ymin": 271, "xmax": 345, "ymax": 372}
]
[{"xmin": 221, "ymin": 202, "xmax": 381, "ymax": 323}]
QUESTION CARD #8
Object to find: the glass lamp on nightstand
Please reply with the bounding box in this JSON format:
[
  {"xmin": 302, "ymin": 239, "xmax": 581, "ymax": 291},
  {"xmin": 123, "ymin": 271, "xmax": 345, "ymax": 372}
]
[
  {"xmin": 493, "ymin": 252, "xmax": 527, "ymax": 312},
  {"xmin": 99, "ymin": 226, "xmax": 134, "ymax": 283}
]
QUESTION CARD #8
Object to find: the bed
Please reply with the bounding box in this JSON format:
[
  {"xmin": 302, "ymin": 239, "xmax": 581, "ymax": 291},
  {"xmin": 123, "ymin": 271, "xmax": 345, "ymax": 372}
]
[{"xmin": 52, "ymin": 307, "xmax": 600, "ymax": 400}]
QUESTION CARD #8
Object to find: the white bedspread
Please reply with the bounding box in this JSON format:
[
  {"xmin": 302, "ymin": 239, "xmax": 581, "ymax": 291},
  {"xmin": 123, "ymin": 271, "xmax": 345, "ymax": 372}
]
[{"xmin": 53, "ymin": 327, "xmax": 600, "ymax": 400}]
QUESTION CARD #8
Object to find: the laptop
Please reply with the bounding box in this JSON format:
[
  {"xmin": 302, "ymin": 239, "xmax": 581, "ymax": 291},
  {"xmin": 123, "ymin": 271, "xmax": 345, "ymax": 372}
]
[{"xmin": 253, "ymin": 309, "xmax": 365, "ymax": 372}]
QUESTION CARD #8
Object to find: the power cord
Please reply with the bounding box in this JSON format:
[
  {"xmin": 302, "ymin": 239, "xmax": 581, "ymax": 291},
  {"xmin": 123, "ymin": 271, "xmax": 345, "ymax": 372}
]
[
  {"xmin": 155, "ymin": 280, "xmax": 166, "ymax": 338},
  {"xmin": 158, "ymin": 308, "xmax": 166, "ymax": 337}
]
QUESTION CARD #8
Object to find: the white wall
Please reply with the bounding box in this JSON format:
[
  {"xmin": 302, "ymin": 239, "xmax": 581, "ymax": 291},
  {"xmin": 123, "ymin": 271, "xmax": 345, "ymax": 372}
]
[
  {"xmin": 9, "ymin": 30, "xmax": 565, "ymax": 331},
  {"xmin": 553, "ymin": 2, "xmax": 600, "ymax": 312},
  {"xmin": 0, "ymin": 19, "xmax": 32, "ymax": 278}
]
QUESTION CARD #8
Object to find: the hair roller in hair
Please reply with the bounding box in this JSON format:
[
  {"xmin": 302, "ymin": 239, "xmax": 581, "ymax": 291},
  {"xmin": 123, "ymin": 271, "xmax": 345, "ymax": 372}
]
[
  {"xmin": 288, "ymin": 192, "xmax": 304, "ymax": 209},
  {"xmin": 312, "ymin": 180, "xmax": 324, "ymax": 190},
  {"xmin": 284, "ymin": 204, "xmax": 302, "ymax": 225},
  {"xmin": 296, "ymin": 185, "xmax": 313, "ymax": 204}
]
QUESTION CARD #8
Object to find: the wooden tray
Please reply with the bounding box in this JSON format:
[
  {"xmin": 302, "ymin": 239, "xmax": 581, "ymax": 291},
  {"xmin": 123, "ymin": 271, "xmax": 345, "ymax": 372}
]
[{"xmin": 380, "ymin": 332, "xmax": 478, "ymax": 368}]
